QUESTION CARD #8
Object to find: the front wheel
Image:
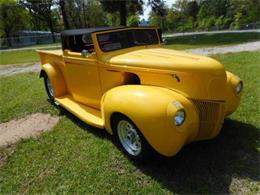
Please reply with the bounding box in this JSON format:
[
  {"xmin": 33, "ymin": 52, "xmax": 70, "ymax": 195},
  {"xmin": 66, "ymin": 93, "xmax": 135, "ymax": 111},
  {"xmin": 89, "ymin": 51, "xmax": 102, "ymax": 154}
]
[{"xmin": 113, "ymin": 115, "xmax": 155, "ymax": 162}]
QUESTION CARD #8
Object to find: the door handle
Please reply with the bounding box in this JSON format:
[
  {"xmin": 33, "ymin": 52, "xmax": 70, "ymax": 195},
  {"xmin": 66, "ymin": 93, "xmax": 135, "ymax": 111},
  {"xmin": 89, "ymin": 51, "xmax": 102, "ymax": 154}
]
[{"xmin": 106, "ymin": 69, "xmax": 120, "ymax": 73}]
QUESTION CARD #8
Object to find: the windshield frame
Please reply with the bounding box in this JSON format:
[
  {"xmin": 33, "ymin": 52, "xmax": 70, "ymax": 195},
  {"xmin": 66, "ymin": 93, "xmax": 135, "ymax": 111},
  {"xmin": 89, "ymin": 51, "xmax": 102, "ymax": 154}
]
[{"xmin": 96, "ymin": 28, "xmax": 161, "ymax": 53}]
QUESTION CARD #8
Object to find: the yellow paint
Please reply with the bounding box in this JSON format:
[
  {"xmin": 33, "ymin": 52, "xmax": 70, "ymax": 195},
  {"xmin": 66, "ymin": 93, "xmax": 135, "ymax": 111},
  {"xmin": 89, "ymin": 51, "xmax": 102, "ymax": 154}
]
[
  {"xmin": 225, "ymin": 71, "xmax": 243, "ymax": 115},
  {"xmin": 38, "ymin": 27, "xmax": 242, "ymax": 157},
  {"xmin": 56, "ymin": 95, "xmax": 104, "ymax": 128},
  {"xmin": 103, "ymin": 85, "xmax": 199, "ymax": 156}
]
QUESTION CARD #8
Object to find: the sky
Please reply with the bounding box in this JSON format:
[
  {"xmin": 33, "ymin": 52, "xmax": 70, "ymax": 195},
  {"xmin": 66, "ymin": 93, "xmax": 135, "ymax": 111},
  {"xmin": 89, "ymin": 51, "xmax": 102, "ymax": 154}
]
[{"xmin": 141, "ymin": 0, "xmax": 177, "ymax": 20}]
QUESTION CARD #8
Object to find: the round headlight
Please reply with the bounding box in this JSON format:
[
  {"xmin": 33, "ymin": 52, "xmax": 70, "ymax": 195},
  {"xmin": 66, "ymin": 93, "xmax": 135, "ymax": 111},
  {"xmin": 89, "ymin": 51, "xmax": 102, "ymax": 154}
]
[
  {"xmin": 236, "ymin": 81, "xmax": 243, "ymax": 94},
  {"xmin": 174, "ymin": 109, "xmax": 185, "ymax": 126}
]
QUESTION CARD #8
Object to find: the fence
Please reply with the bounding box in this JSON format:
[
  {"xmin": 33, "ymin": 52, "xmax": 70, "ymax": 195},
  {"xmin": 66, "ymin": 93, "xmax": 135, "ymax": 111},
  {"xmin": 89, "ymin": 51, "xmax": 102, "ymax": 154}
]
[{"xmin": 0, "ymin": 33, "xmax": 61, "ymax": 49}]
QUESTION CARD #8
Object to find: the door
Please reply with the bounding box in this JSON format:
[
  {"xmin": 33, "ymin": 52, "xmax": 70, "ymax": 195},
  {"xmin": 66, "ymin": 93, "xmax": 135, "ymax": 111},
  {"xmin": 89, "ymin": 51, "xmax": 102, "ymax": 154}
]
[{"xmin": 64, "ymin": 52, "xmax": 102, "ymax": 109}]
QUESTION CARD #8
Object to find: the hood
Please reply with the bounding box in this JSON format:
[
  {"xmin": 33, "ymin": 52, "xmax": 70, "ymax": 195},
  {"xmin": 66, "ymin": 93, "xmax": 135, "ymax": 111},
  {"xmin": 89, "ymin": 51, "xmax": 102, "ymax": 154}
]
[
  {"xmin": 104, "ymin": 47, "xmax": 228, "ymax": 101},
  {"xmin": 105, "ymin": 48, "xmax": 224, "ymax": 75}
]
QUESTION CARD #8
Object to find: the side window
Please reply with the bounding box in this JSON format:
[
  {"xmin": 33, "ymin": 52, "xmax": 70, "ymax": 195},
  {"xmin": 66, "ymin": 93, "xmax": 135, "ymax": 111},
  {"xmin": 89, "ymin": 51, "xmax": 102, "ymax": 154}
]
[
  {"xmin": 82, "ymin": 34, "xmax": 95, "ymax": 53},
  {"xmin": 65, "ymin": 34, "xmax": 95, "ymax": 53}
]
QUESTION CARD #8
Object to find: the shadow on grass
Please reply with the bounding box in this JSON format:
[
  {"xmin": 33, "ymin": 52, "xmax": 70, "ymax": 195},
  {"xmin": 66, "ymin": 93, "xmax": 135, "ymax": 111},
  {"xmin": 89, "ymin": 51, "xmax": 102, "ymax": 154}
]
[
  {"xmin": 134, "ymin": 119, "xmax": 260, "ymax": 194},
  {"xmin": 60, "ymin": 107, "xmax": 259, "ymax": 194},
  {"xmin": 57, "ymin": 107, "xmax": 111, "ymax": 141}
]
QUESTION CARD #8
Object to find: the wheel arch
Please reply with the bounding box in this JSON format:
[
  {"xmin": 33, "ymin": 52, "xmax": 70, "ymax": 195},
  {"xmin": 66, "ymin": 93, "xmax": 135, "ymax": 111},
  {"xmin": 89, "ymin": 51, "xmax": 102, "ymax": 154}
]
[
  {"xmin": 40, "ymin": 63, "xmax": 67, "ymax": 97},
  {"xmin": 102, "ymin": 85, "xmax": 199, "ymax": 156},
  {"xmin": 110, "ymin": 112, "xmax": 124, "ymax": 135},
  {"xmin": 39, "ymin": 69, "xmax": 47, "ymax": 78}
]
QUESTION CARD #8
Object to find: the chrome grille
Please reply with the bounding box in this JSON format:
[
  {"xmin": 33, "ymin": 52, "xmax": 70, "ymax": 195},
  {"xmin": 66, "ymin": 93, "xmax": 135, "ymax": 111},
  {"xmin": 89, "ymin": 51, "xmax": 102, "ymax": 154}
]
[{"xmin": 192, "ymin": 100, "xmax": 225, "ymax": 140}]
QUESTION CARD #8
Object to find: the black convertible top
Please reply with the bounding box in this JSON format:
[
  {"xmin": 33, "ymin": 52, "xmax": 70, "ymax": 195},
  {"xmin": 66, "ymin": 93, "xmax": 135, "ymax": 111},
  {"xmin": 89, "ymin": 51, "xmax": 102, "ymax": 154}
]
[
  {"xmin": 61, "ymin": 26, "xmax": 158, "ymax": 36},
  {"xmin": 61, "ymin": 26, "xmax": 161, "ymax": 51},
  {"xmin": 61, "ymin": 26, "xmax": 125, "ymax": 36}
]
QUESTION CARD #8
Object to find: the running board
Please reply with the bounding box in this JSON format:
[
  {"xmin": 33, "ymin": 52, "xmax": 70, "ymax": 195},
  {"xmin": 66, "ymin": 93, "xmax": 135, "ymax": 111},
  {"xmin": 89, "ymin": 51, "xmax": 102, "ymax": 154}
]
[{"xmin": 55, "ymin": 95, "xmax": 104, "ymax": 129}]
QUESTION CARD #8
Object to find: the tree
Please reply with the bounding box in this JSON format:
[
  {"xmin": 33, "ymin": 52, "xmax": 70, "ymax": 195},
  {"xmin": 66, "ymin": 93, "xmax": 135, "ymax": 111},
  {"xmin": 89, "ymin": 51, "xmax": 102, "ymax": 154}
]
[
  {"xmin": 19, "ymin": 0, "xmax": 57, "ymax": 42},
  {"xmin": 165, "ymin": 7, "xmax": 181, "ymax": 31},
  {"xmin": 229, "ymin": 0, "xmax": 260, "ymax": 29},
  {"xmin": 58, "ymin": 0, "xmax": 107, "ymax": 29},
  {"xmin": 148, "ymin": 0, "xmax": 167, "ymax": 16},
  {"xmin": 58, "ymin": 0, "xmax": 70, "ymax": 29},
  {"xmin": 185, "ymin": 0, "xmax": 199, "ymax": 29},
  {"xmin": 0, "ymin": 0, "xmax": 30, "ymax": 47},
  {"xmin": 148, "ymin": 0, "xmax": 168, "ymax": 30},
  {"xmin": 99, "ymin": 0, "xmax": 143, "ymax": 26},
  {"xmin": 128, "ymin": 15, "xmax": 140, "ymax": 26}
]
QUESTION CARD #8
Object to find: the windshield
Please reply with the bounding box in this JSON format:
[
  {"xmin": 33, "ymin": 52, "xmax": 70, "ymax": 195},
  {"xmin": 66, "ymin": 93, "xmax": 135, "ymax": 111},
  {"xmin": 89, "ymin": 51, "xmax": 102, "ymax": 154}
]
[{"xmin": 97, "ymin": 29, "xmax": 159, "ymax": 52}]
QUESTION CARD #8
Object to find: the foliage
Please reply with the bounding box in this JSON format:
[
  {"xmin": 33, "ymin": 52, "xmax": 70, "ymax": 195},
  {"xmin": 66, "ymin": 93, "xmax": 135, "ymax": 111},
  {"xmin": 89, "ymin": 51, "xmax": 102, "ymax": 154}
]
[
  {"xmin": 60, "ymin": 0, "xmax": 107, "ymax": 29},
  {"xmin": 99, "ymin": 0, "xmax": 143, "ymax": 26},
  {"xmin": 19, "ymin": 0, "xmax": 58, "ymax": 42},
  {"xmin": 127, "ymin": 15, "xmax": 140, "ymax": 26},
  {"xmin": 1, "ymin": 0, "xmax": 260, "ymax": 43},
  {"xmin": 215, "ymin": 16, "xmax": 231, "ymax": 30},
  {"xmin": 148, "ymin": 0, "xmax": 168, "ymax": 29},
  {"xmin": 0, "ymin": 0, "xmax": 30, "ymax": 46},
  {"xmin": 150, "ymin": 0, "xmax": 260, "ymax": 32},
  {"xmin": 229, "ymin": 0, "xmax": 260, "ymax": 29}
]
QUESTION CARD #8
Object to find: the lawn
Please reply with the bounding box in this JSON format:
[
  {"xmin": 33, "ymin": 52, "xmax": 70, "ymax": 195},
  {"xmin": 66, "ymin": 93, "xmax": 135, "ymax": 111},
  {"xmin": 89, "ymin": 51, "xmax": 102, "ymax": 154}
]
[
  {"xmin": 165, "ymin": 32, "xmax": 260, "ymax": 50},
  {"xmin": 0, "ymin": 45, "xmax": 61, "ymax": 65},
  {"xmin": 0, "ymin": 50, "xmax": 39, "ymax": 65},
  {"xmin": 0, "ymin": 51, "xmax": 259, "ymax": 194},
  {"xmin": 0, "ymin": 32, "xmax": 259, "ymax": 65}
]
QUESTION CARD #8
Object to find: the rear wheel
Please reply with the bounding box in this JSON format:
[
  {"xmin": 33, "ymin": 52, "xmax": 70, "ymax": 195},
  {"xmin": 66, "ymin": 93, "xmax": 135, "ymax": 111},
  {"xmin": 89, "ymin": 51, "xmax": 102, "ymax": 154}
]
[
  {"xmin": 43, "ymin": 74, "xmax": 55, "ymax": 103},
  {"xmin": 113, "ymin": 114, "xmax": 155, "ymax": 162}
]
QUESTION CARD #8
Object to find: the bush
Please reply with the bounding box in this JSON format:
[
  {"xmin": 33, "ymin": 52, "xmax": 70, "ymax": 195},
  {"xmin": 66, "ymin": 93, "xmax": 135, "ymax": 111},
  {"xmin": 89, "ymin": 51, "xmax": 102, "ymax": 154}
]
[{"xmin": 127, "ymin": 15, "xmax": 140, "ymax": 27}]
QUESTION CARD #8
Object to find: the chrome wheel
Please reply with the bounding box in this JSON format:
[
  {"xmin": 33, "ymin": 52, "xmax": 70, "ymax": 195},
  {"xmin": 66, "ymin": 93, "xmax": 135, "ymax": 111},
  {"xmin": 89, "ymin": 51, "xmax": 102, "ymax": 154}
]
[
  {"xmin": 46, "ymin": 77, "xmax": 54, "ymax": 97},
  {"xmin": 117, "ymin": 120, "xmax": 142, "ymax": 156}
]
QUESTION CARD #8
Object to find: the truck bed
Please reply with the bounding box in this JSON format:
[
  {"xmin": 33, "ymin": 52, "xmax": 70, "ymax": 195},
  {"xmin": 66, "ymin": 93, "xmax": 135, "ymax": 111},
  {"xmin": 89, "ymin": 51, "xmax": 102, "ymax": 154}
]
[
  {"xmin": 37, "ymin": 49, "xmax": 63, "ymax": 65},
  {"xmin": 37, "ymin": 49, "xmax": 63, "ymax": 56}
]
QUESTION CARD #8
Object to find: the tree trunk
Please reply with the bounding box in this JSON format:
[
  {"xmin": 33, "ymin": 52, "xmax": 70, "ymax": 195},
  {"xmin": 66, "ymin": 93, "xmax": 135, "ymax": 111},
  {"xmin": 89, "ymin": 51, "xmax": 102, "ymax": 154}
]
[
  {"xmin": 59, "ymin": 0, "xmax": 70, "ymax": 29},
  {"xmin": 4, "ymin": 30, "xmax": 12, "ymax": 47},
  {"xmin": 48, "ymin": 18, "xmax": 56, "ymax": 43},
  {"xmin": 119, "ymin": 1, "xmax": 127, "ymax": 26},
  {"xmin": 82, "ymin": 1, "xmax": 88, "ymax": 27}
]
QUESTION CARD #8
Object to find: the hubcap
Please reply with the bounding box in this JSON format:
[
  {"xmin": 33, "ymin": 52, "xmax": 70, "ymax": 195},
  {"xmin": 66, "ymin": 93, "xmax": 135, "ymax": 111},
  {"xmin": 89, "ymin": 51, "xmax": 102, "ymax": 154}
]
[
  {"xmin": 46, "ymin": 77, "xmax": 54, "ymax": 97},
  {"xmin": 117, "ymin": 120, "xmax": 142, "ymax": 156}
]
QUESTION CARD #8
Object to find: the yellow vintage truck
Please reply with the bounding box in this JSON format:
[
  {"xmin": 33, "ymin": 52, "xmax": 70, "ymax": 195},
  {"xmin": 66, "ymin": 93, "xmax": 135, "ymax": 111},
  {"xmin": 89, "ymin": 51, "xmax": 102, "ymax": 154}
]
[{"xmin": 38, "ymin": 27, "xmax": 243, "ymax": 160}]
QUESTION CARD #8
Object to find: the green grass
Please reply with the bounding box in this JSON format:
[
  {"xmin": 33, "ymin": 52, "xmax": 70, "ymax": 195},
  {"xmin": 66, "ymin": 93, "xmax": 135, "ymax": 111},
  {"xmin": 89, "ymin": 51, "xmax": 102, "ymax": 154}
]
[
  {"xmin": 165, "ymin": 32, "xmax": 260, "ymax": 50},
  {"xmin": 0, "ymin": 51, "xmax": 259, "ymax": 193},
  {"xmin": 0, "ymin": 50, "xmax": 39, "ymax": 65},
  {"xmin": 0, "ymin": 73, "xmax": 58, "ymax": 123},
  {"xmin": 18, "ymin": 42, "xmax": 61, "ymax": 49},
  {"xmin": 0, "ymin": 45, "xmax": 61, "ymax": 65}
]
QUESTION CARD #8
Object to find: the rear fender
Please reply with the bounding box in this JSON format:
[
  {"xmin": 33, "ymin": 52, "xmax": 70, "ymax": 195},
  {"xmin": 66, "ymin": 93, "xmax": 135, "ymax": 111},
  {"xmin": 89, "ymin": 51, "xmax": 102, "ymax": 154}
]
[{"xmin": 40, "ymin": 63, "xmax": 67, "ymax": 97}]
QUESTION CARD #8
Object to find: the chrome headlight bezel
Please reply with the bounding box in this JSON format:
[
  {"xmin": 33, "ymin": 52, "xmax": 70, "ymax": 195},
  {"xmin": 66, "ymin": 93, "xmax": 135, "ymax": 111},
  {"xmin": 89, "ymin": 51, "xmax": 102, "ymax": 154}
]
[
  {"xmin": 236, "ymin": 81, "xmax": 243, "ymax": 94},
  {"xmin": 174, "ymin": 109, "xmax": 186, "ymax": 126}
]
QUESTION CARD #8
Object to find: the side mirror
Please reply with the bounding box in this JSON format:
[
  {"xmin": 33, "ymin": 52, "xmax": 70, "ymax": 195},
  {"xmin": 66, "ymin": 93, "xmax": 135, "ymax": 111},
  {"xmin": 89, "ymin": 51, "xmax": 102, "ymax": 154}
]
[{"xmin": 81, "ymin": 49, "xmax": 89, "ymax": 57}]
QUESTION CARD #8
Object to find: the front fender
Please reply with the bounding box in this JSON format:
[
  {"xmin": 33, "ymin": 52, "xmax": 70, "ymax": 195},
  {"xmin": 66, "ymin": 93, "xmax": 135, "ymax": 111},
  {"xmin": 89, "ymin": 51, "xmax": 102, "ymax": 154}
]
[
  {"xmin": 102, "ymin": 85, "xmax": 199, "ymax": 157},
  {"xmin": 40, "ymin": 63, "xmax": 67, "ymax": 97}
]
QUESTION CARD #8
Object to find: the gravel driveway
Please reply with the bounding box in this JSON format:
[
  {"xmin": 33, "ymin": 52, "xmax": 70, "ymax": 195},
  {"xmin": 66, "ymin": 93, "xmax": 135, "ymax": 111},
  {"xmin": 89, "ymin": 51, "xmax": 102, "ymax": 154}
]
[
  {"xmin": 186, "ymin": 41, "xmax": 260, "ymax": 55},
  {"xmin": 0, "ymin": 41, "xmax": 259, "ymax": 77},
  {"xmin": 0, "ymin": 63, "xmax": 40, "ymax": 77}
]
